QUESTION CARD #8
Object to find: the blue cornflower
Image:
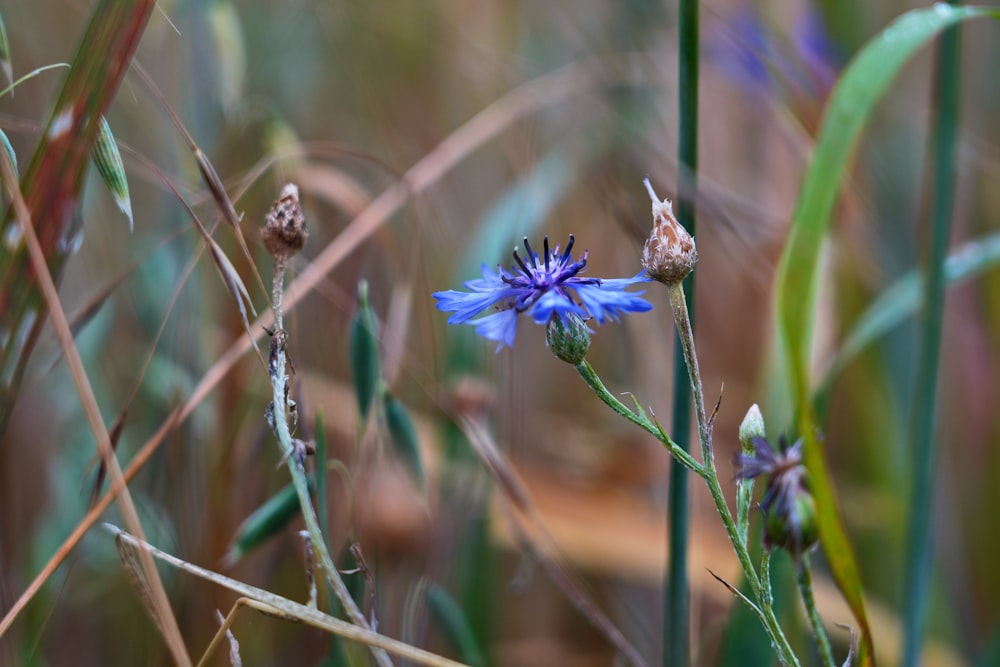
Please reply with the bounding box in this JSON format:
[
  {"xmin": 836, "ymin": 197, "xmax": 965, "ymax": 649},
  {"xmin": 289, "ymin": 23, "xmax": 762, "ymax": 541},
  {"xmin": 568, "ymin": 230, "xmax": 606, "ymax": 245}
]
[{"xmin": 433, "ymin": 235, "xmax": 652, "ymax": 350}]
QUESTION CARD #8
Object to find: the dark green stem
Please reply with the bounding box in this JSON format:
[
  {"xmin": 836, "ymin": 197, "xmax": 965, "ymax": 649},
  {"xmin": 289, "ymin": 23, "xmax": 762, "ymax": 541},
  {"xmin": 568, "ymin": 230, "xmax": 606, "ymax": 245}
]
[
  {"xmin": 668, "ymin": 1, "xmax": 698, "ymax": 663},
  {"xmin": 798, "ymin": 555, "xmax": 836, "ymax": 667},
  {"xmin": 901, "ymin": 5, "xmax": 961, "ymax": 665}
]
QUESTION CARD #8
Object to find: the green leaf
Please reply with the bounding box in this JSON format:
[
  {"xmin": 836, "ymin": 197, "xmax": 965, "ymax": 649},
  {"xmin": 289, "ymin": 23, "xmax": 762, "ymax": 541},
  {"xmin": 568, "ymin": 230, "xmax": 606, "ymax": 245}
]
[
  {"xmin": 383, "ymin": 392, "xmax": 425, "ymax": 491},
  {"xmin": 774, "ymin": 6, "xmax": 1000, "ymax": 665},
  {"xmin": 426, "ymin": 583, "xmax": 487, "ymax": 667},
  {"xmin": 350, "ymin": 280, "xmax": 380, "ymax": 420},
  {"xmin": 223, "ymin": 476, "xmax": 316, "ymax": 566}
]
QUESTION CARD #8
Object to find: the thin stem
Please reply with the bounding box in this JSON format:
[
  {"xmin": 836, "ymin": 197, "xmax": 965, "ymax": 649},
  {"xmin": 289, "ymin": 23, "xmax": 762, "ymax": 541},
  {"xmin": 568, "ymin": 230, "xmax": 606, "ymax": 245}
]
[
  {"xmin": 664, "ymin": 281, "xmax": 799, "ymax": 666},
  {"xmin": 798, "ymin": 555, "xmax": 836, "ymax": 667},
  {"xmin": 901, "ymin": 3, "xmax": 961, "ymax": 665},
  {"xmin": 573, "ymin": 360, "xmax": 702, "ymax": 474},
  {"xmin": 269, "ymin": 263, "xmax": 393, "ymax": 667},
  {"xmin": 669, "ymin": 0, "xmax": 699, "ymax": 658},
  {"xmin": 666, "ymin": 284, "xmax": 710, "ymax": 464},
  {"xmin": 573, "ymin": 358, "xmax": 799, "ymax": 665}
]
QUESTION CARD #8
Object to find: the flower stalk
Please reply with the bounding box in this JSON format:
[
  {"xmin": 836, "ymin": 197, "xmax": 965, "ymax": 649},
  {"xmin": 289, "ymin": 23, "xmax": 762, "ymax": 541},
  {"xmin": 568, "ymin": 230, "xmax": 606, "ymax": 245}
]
[
  {"xmin": 263, "ymin": 184, "xmax": 393, "ymax": 667},
  {"xmin": 640, "ymin": 179, "xmax": 799, "ymax": 665},
  {"xmin": 798, "ymin": 554, "xmax": 836, "ymax": 667}
]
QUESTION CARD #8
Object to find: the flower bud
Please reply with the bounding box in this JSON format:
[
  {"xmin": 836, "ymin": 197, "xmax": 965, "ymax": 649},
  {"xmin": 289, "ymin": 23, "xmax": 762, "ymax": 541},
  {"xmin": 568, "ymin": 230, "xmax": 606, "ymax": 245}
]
[
  {"xmin": 763, "ymin": 479, "xmax": 819, "ymax": 556},
  {"xmin": 640, "ymin": 178, "xmax": 697, "ymax": 285},
  {"xmin": 546, "ymin": 313, "xmax": 591, "ymax": 365},
  {"xmin": 263, "ymin": 183, "xmax": 308, "ymax": 261},
  {"xmin": 738, "ymin": 404, "xmax": 766, "ymax": 451},
  {"xmin": 734, "ymin": 434, "xmax": 819, "ymax": 558}
]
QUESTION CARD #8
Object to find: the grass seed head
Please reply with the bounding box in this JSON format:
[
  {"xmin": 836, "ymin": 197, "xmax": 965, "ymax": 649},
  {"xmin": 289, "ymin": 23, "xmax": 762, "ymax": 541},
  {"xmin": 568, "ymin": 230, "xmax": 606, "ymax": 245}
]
[{"xmin": 263, "ymin": 183, "xmax": 308, "ymax": 261}]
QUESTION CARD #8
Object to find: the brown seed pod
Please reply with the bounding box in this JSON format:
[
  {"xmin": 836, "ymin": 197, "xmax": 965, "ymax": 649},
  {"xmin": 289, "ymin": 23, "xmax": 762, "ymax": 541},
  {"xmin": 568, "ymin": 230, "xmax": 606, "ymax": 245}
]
[
  {"xmin": 262, "ymin": 183, "xmax": 308, "ymax": 261},
  {"xmin": 640, "ymin": 177, "xmax": 697, "ymax": 285}
]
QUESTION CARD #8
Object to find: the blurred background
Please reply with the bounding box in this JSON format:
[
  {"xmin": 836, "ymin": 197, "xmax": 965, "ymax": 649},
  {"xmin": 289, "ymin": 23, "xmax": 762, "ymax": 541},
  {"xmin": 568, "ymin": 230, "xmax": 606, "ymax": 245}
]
[{"xmin": 1, "ymin": 0, "xmax": 999, "ymax": 664}]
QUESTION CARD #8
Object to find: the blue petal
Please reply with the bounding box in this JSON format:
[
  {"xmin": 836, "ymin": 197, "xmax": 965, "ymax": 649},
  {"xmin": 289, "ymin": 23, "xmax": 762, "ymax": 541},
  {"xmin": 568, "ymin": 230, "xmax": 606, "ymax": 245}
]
[
  {"xmin": 593, "ymin": 271, "xmax": 652, "ymax": 289},
  {"xmin": 528, "ymin": 290, "xmax": 585, "ymax": 325},
  {"xmin": 470, "ymin": 309, "xmax": 519, "ymax": 350},
  {"xmin": 433, "ymin": 287, "xmax": 517, "ymax": 324},
  {"xmin": 573, "ymin": 282, "xmax": 652, "ymax": 324}
]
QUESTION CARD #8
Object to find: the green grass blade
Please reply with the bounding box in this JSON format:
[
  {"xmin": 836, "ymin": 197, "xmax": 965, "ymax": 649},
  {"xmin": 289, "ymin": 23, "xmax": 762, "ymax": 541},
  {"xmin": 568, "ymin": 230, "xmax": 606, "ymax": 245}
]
[
  {"xmin": 901, "ymin": 4, "xmax": 963, "ymax": 664},
  {"xmin": 774, "ymin": 6, "xmax": 1000, "ymax": 665}
]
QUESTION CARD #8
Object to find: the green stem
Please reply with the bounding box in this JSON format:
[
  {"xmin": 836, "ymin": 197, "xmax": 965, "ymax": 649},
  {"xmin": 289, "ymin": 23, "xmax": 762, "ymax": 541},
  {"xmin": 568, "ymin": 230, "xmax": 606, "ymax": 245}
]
[
  {"xmin": 668, "ymin": 1, "xmax": 699, "ymax": 661},
  {"xmin": 573, "ymin": 360, "xmax": 701, "ymax": 474},
  {"xmin": 575, "ymin": 357, "xmax": 798, "ymax": 665},
  {"xmin": 798, "ymin": 555, "xmax": 836, "ymax": 667},
  {"xmin": 666, "ymin": 281, "xmax": 798, "ymax": 666},
  {"xmin": 901, "ymin": 5, "xmax": 961, "ymax": 666}
]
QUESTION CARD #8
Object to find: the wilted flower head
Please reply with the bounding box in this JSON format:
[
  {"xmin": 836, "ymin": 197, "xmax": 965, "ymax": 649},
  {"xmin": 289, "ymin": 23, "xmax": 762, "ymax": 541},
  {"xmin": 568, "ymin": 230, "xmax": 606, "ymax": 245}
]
[
  {"xmin": 433, "ymin": 235, "xmax": 651, "ymax": 350},
  {"xmin": 734, "ymin": 434, "xmax": 818, "ymax": 556},
  {"xmin": 641, "ymin": 178, "xmax": 697, "ymax": 285}
]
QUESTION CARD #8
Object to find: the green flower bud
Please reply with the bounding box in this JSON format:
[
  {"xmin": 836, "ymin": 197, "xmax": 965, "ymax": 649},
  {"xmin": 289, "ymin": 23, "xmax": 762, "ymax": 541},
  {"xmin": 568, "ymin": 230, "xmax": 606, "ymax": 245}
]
[
  {"xmin": 546, "ymin": 313, "xmax": 591, "ymax": 364},
  {"xmin": 763, "ymin": 481, "xmax": 819, "ymax": 556},
  {"xmin": 738, "ymin": 404, "xmax": 766, "ymax": 451}
]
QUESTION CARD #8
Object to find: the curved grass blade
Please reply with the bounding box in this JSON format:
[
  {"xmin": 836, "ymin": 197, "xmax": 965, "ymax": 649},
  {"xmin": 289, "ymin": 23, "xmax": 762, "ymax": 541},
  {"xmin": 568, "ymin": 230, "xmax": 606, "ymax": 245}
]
[{"xmin": 774, "ymin": 6, "xmax": 1000, "ymax": 665}]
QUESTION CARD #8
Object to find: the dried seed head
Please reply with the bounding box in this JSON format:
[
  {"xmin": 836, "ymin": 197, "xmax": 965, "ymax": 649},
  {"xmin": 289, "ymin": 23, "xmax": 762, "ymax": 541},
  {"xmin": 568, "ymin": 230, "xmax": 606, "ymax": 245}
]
[
  {"xmin": 640, "ymin": 178, "xmax": 697, "ymax": 285},
  {"xmin": 263, "ymin": 183, "xmax": 308, "ymax": 260}
]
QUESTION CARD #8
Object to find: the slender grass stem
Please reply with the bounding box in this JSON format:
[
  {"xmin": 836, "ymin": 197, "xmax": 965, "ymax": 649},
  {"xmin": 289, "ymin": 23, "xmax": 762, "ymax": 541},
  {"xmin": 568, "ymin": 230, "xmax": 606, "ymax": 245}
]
[
  {"xmin": 798, "ymin": 555, "xmax": 836, "ymax": 667},
  {"xmin": 668, "ymin": 4, "xmax": 699, "ymax": 659},
  {"xmin": 901, "ymin": 4, "xmax": 961, "ymax": 665}
]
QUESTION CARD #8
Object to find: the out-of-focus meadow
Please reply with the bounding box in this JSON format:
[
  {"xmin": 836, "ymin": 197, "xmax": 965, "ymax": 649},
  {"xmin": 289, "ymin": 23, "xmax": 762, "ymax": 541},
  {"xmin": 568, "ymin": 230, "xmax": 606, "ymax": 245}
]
[{"xmin": 1, "ymin": 1, "xmax": 999, "ymax": 665}]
